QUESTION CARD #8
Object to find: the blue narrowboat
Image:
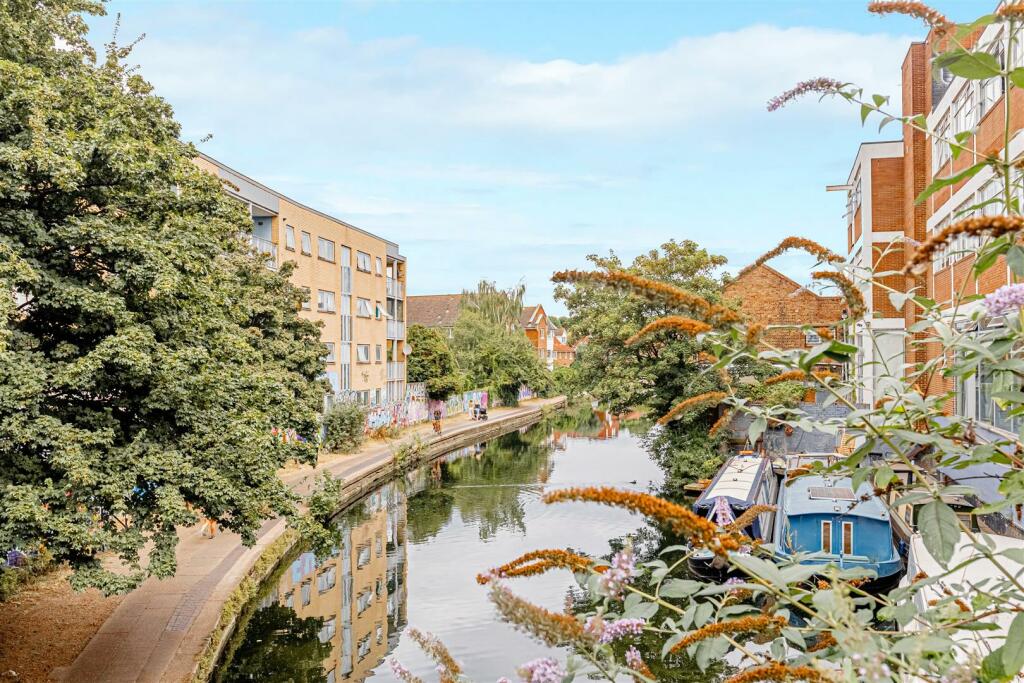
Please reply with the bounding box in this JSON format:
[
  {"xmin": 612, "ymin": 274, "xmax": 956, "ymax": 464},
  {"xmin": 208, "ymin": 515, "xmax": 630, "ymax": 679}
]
[
  {"xmin": 774, "ymin": 464, "xmax": 903, "ymax": 592},
  {"xmin": 688, "ymin": 455, "xmax": 779, "ymax": 581}
]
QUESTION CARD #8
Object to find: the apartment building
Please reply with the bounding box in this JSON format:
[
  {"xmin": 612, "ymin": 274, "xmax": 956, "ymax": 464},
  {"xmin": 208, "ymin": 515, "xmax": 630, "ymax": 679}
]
[{"xmin": 194, "ymin": 154, "xmax": 408, "ymax": 407}]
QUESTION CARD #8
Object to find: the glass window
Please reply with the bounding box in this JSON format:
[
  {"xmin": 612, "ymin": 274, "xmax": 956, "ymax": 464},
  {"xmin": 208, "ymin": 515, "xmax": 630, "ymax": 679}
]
[
  {"xmin": 820, "ymin": 521, "xmax": 832, "ymax": 554},
  {"xmin": 375, "ymin": 344, "xmax": 382, "ymax": 363},
  {"xmin": 301, "ymin": 286, "xmax": 311, "ymax": 311},
  {"xmin": 375, "ymin": 256, "xmax": 383, "ymax": 275},
  {"xmin": 301, "ymin": 581, "xmax": 311, "ymax": 606},
  {"xmin": 285, "ymin": 225, "xmax": 296, "ymax": 251},
  {"xmin": 300, "ymin": 231, "xmax": 312, "ymax": 255},
  {"xmin": 318, "ymin": 290, "xmax": 336, "ymax": 313},
  {"xmin": 376, "ymin": 623, "xmax": 384, "ymax": 644},
  {"xmin": 357, "ymin": 344, "xmax": 370, "ymax": 363},
  {"xmin": 357, "ymin": 251, "xmax": 372, "ymax": 272},
  {"xmin": 318, "ymin": 237, "xmax": 335, "ymax": 262},
  {"xmin": 375, "ymin": 301, "xmax": 383, "ymax": 320},
  {"xmin": 357, "ymin": 634, "xmax": 371, "ymax": 659},
  {"xmin": 357, "ymin": 298, "xmax": 372, "ymax": 318},
  {"xmin": 324, "ymin": 342, "xmax": 336, "ymax": 363},
  {"xmin": 318, "ymin": 566, "xmax": 337, "ymax": 593},
  {"xmin": 842, "ymin": 522, "xmax": 853, "ymax": 555},
  {"xmin": 319, "ymin": 616, "xmax": 336, "ymax": 643}
]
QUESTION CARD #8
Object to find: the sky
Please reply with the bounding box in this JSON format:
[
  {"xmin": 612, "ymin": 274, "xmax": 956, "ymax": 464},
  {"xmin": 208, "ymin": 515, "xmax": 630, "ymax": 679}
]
[{"xmin": 86, "ymin": 0, "xmax": 990, "ymax": 315}]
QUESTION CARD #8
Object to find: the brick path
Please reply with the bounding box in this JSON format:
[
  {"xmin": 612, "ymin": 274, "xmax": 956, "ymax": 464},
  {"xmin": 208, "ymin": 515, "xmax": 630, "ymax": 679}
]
[{"xmin": 54, "ymin": 398, "xmax": 563, "ymax": 682}]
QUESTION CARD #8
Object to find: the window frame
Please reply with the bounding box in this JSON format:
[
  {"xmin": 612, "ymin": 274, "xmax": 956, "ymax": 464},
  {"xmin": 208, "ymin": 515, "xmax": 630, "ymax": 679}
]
[
  {"xmin": 357, "ymin": 344, "xmax": 371, "ymax": 364},
  {"xmin": 356, "ymin": 298, "xmax": 373, "ymax": 318},
  {"xmin": 356, "ymin": 251, "xmax": 372, "ymax": 272},
  {"xmin": 820, "ymin": 520, "xmax": 832, "ymax": 554},
  {"xmin": 300, "ymin": 231, "xmax": 312, "ymax": 256},
  {"xmin": 324, "ymin": 342, "xmax": 336, "ymax": 363},
  {"xmin": 285, "ymin": 225, "xmax": 296, "ymax": 251},
  {"xmin": 842, "ymin": 521, "xmax": 853, "ymax": 555},
  {"xmin": 301, "ymin": 286, "xmax": 311, "ymax": 311},
  {"xmin": 375, "ymin": 256, "xmax": 383, "ymax": 276},
  {"xmin": 317, "ymin": 289, "xmax": 337, "ymax": 314},
  {"xmin": 317, "ymin": 237, "xmax": 336, "ymax": 263}
]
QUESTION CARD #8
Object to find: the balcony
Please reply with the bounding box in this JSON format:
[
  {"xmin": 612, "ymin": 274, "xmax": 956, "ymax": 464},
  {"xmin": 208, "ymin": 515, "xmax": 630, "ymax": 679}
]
[
  {"xmin": 387, "ymin": 319, "xmax": 405, "ymax": 339},
  {"xmin": 387, "ymin": 362, "xmax": 404, "ymax": 380},
  {"xmin": 386, "ymin": 278, "xmax": 404, "ymax": 299},
  {"xmin": 249, "ymin": 235, "xmax": 277, "ymax": 269}
]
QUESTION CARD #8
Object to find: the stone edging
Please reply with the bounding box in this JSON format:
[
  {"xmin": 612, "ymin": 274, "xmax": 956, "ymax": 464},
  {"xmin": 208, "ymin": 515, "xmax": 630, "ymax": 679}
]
[{"xmin": 190, "ymin": 397, "xmax": 566, "ymax": 682}]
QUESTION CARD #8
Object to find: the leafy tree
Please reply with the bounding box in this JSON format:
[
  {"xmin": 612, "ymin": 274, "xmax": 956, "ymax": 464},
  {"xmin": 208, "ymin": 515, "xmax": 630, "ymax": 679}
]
[
  {"xmin": 406, "ymin": 324, "xmax": 463, "ymax": 399},
  {"xmin": 216, "ymin": 604, "xmax": 331, "ymax": 683},
  {"xmin": 0, "ymin": 1, "xmax": 325, "ymax": 592},
  {"xmin": 451, "ymin": 309, "xmax": 548, "ymax": 406},
  {"xmin": 460, "ymin": 279, "xmax": 526, "ymax": 332},
  {"xmin": 554, "ymin": 240, "xmax": 727, "ymax": 416},
  {"xmin": 321, "ymin": 402, "xmax": 365, "ymax": 453}
]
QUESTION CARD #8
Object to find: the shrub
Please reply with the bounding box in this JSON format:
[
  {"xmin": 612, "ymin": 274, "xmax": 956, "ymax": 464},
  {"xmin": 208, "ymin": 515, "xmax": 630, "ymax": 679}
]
[{"xmin": 321, "ymin": 403, "xmax": 366, "ymax": 453}]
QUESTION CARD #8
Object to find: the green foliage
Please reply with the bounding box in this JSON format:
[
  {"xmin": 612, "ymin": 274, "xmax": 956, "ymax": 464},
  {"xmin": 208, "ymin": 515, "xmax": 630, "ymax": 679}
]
[
  {"xmin": 0, "ymin": 547, "xmax": 53, "ymax": 602},
  {"xmin": 216, "ymin": 604, "xmax": 330, "ymax": 683},
  {"xmin": 460, "ymin": 279, "xmax": 526, "ymax": 332},
  {"xmin": 550, "ymin": 364, "xmax": 583, "ymax": 401},
  {"xmin": 321, "ymin": 402, "xmax": 366, "ymax": 453},
  {"xmin": 553, "ymin": 240, "xmax": 727, "ymax": 415},
  {"xmin": 451, "ymin": 309, "xmax": 548, "ymax": 406},
  {"xmin": 407, "ymin": 323, "xmax": 463, "ymax": 399},
  {"xmin": 738, "ymin": 380, "xmax": 807, "ymax": 409},
  {"xmin": 0, "ymin": 1, "xmax": 325, "ymax": 592}
]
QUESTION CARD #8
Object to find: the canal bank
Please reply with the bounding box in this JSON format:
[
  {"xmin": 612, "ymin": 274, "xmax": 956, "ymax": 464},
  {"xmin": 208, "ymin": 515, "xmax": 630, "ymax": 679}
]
[{"xmin": 53, "ymin": 396, "xmax": 565, "ymax": 683}]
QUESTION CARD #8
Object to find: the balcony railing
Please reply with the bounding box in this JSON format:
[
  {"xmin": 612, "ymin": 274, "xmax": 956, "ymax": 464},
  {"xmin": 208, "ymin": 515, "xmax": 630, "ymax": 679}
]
[
  {"xmin": 386, "ymin": 278, "xmax": 404, "ymax": 299},
  {"xmin": 387, "ymin": 362, "xmax": 405, "ymax": 380},
  {"xmin": 387, "ymin": 319, "xmax": 405, "ymax": 339},
  {"xmin": 249, "ymin": 235, "xmax": 277, "ymax": 269}
]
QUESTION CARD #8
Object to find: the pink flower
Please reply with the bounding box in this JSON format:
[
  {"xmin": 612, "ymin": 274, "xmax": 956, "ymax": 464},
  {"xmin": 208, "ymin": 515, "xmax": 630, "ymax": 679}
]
[
  {"xmin": 767, "ymin": 78, "xmax": 846, "ymax": 112},
  {"xmin": 598, "ymin": 547, "xmax": 637, "ymax": 599},
  {"xmin": 625, "ymin": 646, "xmax": 645, "ymax": 670},
  {"xmin": 517, "ymin": 658, "xmax": 566, "ymax": 683},
  {"xmin": 984, "ymin": 283, "xmax": 1024, "ymax": 316},
  {"xmin": 598, "ymin": 618, "xmax": 645, "ymax": 644}
]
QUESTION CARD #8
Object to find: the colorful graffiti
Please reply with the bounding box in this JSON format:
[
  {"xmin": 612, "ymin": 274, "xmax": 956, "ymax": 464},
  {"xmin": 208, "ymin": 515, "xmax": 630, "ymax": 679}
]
[{"xmin": 358, "ymin": 384, "xmax": 535, "ymax": 432}]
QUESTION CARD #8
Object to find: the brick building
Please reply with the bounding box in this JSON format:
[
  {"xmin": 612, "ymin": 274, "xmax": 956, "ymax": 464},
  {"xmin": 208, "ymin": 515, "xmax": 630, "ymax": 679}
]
[
  {"xmin": 407, "ymin": 294, "xmax": 462, "ymax": 338},
  {"xmin": 723, "ymin": 264, "xmax": 846, "ymax": 351}
]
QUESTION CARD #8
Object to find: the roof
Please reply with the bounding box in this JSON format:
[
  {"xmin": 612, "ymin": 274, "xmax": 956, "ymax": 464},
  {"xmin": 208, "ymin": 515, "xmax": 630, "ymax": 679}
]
[
  {"xmin": 520, "ymin": 305, "xmax": 545, "ymax": 329},
  {"xmin": 783, "ymin": 473, "xmax": 889, "ymax": 520},
  {"xmin": 727, "ymin": 264, "xmax": 843, "ymax": 303},
  {"xmin": 408, "ymin": 294, "xmax": 462, "ymax": 328},
  {"xmin": 553, "ymin": 340, "xmax": 575, "ymax": 353},
  {"xmin": 695, "ymin": 456, "xmax": 769, "ymax": 509}
]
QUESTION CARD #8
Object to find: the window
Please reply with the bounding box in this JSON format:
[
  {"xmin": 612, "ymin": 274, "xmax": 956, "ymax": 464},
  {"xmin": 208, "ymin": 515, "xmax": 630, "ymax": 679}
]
[
  {"xmin": 952, "ymin": 84, "xmax": 975, "ymax": 136},
  {"xmin": 284, "ymin": 591, "xmax": 294, "ymax": 608},
  {"xmin": 842, "ymin": 521, "xmax": 853, "ymax": 555},
  {"xmin": 933, "ymin": 115, "xmax": 951, "ymax": 172},
  {"xmin": 375, "ymin": 388, "xmax": 381, "ymax": 405},
  {"xmin": 324, "ymin": 342, "xmax": 336, "ymax": 363},
  {"xmin": 318, "ymin": 566, "xmax": 337, "ymax": 592},
  {"xmin": 357, "ymin": 543, "xmax": 371, "ymax": 567},
  {"xmin": 356, "ymin": 344, "xmax": 371, "ymax": 364},
  {"xmin": 357, "ymin": 634, "xmax": 371, "ymax": 659},
  {"xmin": 326, "ymin": 669, "xmax": 336, "ymax": 683},
  {"xmin": 375, "ymin": 344, "xmax": 382, "ymax": 363},
  {"xmin": 375, "ymin": 256, "xmax": 383, "ymax": 275},
  {"xmin": 375, "ymin": 300, "xmax": 383, "ymax": 320},
  {"xmin": 357, "ymin": 298, "xmax": 372, "ymax": 318},
  {"xmin": 318, "ymin": 290, "xmax": 336, "ymax": 313},
  {"xmin": 285, "ymin": 225, "xmax": 296, "ymax": 251},
  {"xmin": 301, "ymin": 286, "xmax": 311, "ymax": 311},
  {"xmin": 804, "ymin": 331, "xmax": 822, "ymax": 346},
  {"xmin": 301, "ymin": 581, "xmax": 311, "ymax": 606},
  {"xmin": 300, "ymin": 231, "xmax": 312, "ymax": 255},
  {"xmin": 376, "ymin": 623, "xmax": 384, "ymax": 645},
  {"xmin": 820, "ymin": 521, "xmax": 832, "ymax": 554},
  {"xmin": 318, "ymin": 237, "xmax": 335, "ymax": 262},
  {"xmin": 356, "ymin": 251, "xmax": 372, "ymax": 272},
  {"xmin": 319, "ymin": 616, "xmax": 337, "ymax": 643}
]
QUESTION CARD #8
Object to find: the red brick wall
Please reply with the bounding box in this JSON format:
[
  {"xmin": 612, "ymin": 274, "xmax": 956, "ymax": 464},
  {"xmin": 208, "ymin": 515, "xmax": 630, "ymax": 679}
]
[
  {"xmin": 871, "ymin": 157, "xmax": 905, "ymax": 232},
  {"xmin": 724, "ymin": 265, "xmax": 845, "ymax": 350}
]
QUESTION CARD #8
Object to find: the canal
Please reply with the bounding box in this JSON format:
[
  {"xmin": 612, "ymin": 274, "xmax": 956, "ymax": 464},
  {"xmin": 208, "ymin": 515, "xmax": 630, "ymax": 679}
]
[{"xmin": 214, "ymin": 407, "xmax": 672, "ymax": 683}]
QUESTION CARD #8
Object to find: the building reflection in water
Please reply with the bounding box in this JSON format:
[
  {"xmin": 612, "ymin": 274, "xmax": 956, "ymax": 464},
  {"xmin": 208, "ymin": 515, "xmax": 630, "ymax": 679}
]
[
  {"xmin": 255, "ymin": 480, "xmax": 409, "ymax": 683},
  {"xmin": 551, "ymin": 409, "xmax": 620, "ymax": 449}
]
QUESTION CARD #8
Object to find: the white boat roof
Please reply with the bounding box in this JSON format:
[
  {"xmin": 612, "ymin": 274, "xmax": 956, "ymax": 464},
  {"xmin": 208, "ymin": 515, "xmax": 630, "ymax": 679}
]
[{"xmin": 702, "ymin": 456, "xmax": 765, "ymax": 502}]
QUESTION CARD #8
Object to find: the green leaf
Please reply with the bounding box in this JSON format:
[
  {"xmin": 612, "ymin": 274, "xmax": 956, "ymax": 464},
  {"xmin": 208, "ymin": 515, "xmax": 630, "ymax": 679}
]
[
  {"xmin": 748, "ymin": 415, "xmax": 767, "ymax": 445},
  {"xmin": 941, "ymin": 49, "xmax": 1002, "ymax": 80},
  {"xmin": 1002, "ymin": 613, "xmax": 1024, "ymax": 674},
  {"xmin": 915, "ymin": 161, "xmax": 988, "ymax": 205},
  {"xmin": 660, "ymin": 579, "xmax": 702, "ymax": 598},
  {"xmin": 1010, "ymin": 68, "xmax": 1024, "ymax": 89},
  {"xmin": 872, "ymin": 93, "xmax": 887, "ymax": 107},
  {"xmin": 1009, "ymin": 246, "xmax": 1024, "ymax": 278},
  {"xmin": 693, "ymin": 602, "xmax": 714, "ymax": 627},
  {"xmin": 860, "ymin": 103, "xmax": 872, "ymax": 125},
  {"xmin": 918, "ymin": 500, "xmax": 961, "ymax": 566}
]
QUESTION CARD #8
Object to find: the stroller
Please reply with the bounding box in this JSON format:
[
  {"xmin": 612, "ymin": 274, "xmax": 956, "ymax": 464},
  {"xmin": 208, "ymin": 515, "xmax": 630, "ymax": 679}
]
[{"xmin": 478, "ymin": 405, "xmax": 488, "ymax": 421}]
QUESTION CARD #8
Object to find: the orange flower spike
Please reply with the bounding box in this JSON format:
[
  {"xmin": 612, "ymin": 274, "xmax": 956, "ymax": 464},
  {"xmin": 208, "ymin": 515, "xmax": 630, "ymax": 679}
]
[
  {"xmin": 998, "ymin": 2, "xmax": 1024, "ymax": 20},
  {"xmin": 806, "ymin": 632, "xmax": 837, "ymax": 653},
  {"xmin": 868, "ymin": 1, "xmax": 953, "ymax": 33},
  {"xmin": 668, "ymin": 615, "xmax": 787, "ymax": 653},
  {"xmin": 904, "ymin": 215, "xmax": 1024, "ymax": 275},
  {"xmin": 811, "ymin": 271, "xmax": 865, "ymax": 319},
  {"xmin": 488, "ymin": 582, "xmax": 593, "ymax": 647},
  {"xmin": 709, "ymin": 408, "xmax": 735, "ymax": 437},
  {"xmin": 626, "ymin": 316, "xmax": 713, "ymax": 346},
  {"xmin": 477, "ymin": 549, "xmax": 592, "ymax": 584},
  {"xmin": 723, "ymin": 662, "xmax": 834, "ymax": 683},
  {"xmin": 408, "ymin": 629, "xmax": 462, "ymax": 683},
  {"xmin": 725, "ymin": 504, "xmax": 777, "ymax": 533},
  {"xmin": 657, "ymin": 391, "xmax": 727, "ymax": 426},
  {"xmin": 737, "ymin": 237, "xmax": 844, "ymax": 279},
  {"xmin": 745, "ymin": 322, "xmax": 766, "ymax": 347},
  {"xmin": 764, "ymin": 370, "xmax": 806, "ymax": 386}
]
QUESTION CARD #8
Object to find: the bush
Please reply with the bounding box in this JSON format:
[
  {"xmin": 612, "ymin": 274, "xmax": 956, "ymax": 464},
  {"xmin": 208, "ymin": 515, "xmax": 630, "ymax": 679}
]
[
  {"xmin": 0, "ymin": 548, "xmax": 53, "ymax": 602},
  {"xmin": 321, "ymin": 403, "xmax": 366, "ymax": 453}
]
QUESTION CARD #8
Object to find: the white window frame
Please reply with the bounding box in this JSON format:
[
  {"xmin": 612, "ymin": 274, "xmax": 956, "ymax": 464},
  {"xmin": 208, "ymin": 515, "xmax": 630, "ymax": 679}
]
[
  {"xmin": 300, "ymin": 231, "xmax": 312, "ymax": 256},
  {"xmin": 324, "ymin": 342, "xmax": 336, "ymax": 363},
  {"xmin": 357, "ymin": 344, "xmax": 371, "ymax": 364},
  {"xmin": 318, "ymin": 237, "xmax": 335, "ymax": 262},
  {"xmin": 357, "ymin": 298, "xmax": 372, "ymax": 318},
  {"xmin": 356, "ymin": 251, "xmax": 372, "ymax": 272},
  {"xmin": 301, "ymin": 286, "xmax": 311, "ymax": 311},
  {"xmin": 285, "ymin": 225, "xmax": 296, "ymax": 251},
  {"xmin": 317, "ymin": 289, "xmax": 336, "ymax": 313}
]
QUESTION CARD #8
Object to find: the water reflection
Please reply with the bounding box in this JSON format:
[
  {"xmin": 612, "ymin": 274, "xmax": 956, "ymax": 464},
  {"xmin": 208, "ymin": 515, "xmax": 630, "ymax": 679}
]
[{"xmin": 216, "ymin": 408, "xmax": 668, "ymax": 683}]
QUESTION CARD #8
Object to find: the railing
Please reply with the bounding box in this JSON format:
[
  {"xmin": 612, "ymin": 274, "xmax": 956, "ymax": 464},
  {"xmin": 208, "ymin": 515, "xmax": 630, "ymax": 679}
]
[
  {"xmin": 387, "ymin": 362, "xmax": 404, "ymax": 380},
  {"xmin": 249, "ymin": 236, "xmax": 277, "ymax": 269},
  {"xmin": 387, "ymin": 320, "xmax": 405, "ymax": 339},
  {"xmin": 386, "ymin": 278, "xmax": 404, "ymax": 299}
]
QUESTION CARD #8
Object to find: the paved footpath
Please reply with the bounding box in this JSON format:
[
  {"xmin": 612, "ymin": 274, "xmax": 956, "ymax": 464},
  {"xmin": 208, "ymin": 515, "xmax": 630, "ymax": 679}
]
[{"xmin": 55, "ymin": 398, "xmax": 563, "ymax": 683}]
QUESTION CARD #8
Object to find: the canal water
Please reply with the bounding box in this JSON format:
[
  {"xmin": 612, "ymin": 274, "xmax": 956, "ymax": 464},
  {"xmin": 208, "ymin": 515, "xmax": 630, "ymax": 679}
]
[{"xmin": 214, "ymin": 407, "xmax": 670, "ymax": 683}]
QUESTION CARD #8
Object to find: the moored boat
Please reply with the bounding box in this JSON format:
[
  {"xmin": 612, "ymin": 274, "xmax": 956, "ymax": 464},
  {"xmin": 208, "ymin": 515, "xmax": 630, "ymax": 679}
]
[
  {"xmin": 773, "ymin": 461, "xmax": 903, "ymax": 592},
  {"xmin": 688, "ymin": 454, "xmax": 778, "ymax": 581}
]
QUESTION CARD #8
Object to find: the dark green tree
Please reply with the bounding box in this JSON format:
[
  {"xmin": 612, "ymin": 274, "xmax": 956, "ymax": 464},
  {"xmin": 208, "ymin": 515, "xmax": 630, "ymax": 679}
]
[
  {"xmin": 450, "ymin": 309, "xmax": 548, "ymax": 406},
  {"xmin": 406, "ymin": 324, "xmax": 463, "ymax": 399},
  {"xmin": 0, "ymin": 0, "xmax": 325, "ymax": 592},
  {"xmin": 216, "ymin": 604, "xmax": 331, "ymax": 683}
]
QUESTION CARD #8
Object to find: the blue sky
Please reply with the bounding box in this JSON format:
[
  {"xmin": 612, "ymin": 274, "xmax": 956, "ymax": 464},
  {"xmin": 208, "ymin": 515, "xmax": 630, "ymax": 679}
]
[{"xmin": 88, "ymin": 1, "xmax": 987, "ymax": 314}]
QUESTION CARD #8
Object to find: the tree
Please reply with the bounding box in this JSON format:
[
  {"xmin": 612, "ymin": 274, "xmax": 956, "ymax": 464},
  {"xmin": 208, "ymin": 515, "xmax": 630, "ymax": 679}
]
[
  {"xmin": 216, "ymin": 604, "xmax": 331, "ymax": 683},
  {"xmin": 406, "ymin": 324, "xmax": 463, "ymax": 400},
  {"xmin": 450, "ymin": 310, "xmax": 548, "ymax": 406},
  {"xmin": 553, "ymin": 240, "xmax": 727, "ymax": 416},
  {"xmin": 460, "ymin": 280, "xmax": 526, "ymax": 332},
  {"xmin": 0, "ymin": 1, "xmax": 325, "ymax": 592}
]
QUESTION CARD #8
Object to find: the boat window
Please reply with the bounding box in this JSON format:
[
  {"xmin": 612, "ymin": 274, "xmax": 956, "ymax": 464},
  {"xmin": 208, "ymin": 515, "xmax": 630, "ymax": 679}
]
[
  {"xmin": 821, "ymin": 521, "xmax": 832, "ymax": 553},
  {"xmin": 842, "ymin": 521, "xmax": 853, "ymax": 555}
]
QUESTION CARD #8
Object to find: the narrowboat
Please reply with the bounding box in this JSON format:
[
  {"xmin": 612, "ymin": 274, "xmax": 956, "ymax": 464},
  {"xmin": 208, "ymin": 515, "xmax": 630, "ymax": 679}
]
[
  {"xmin": 773, "ymin": 465, "xmax": 903, "ymax": 592},
  {"xmin": 688, "ymin": 455, "xmax": 779, "ymax": 581}
]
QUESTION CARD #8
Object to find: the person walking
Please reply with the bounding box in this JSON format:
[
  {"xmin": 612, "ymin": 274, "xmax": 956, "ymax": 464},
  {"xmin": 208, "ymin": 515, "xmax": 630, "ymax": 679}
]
[{"xmin": 432, "ymin": 409, "xmax": 442, "ymax": 435}]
